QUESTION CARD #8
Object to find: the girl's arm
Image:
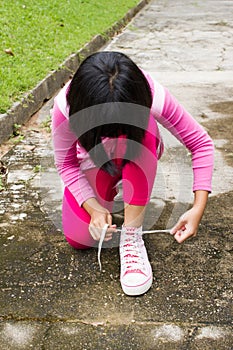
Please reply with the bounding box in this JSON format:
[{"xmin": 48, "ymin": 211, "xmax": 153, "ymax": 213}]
[
  {"xmin": 51, "ymin": 100, "xmax": 96, "ymax": 207},
  {"xmin": 154, "ymin": 85, "xmax": 214, "ymax": 193},
  {"xmin": 52, "ymin": 101, "xmax": 116, "ymax": 241},
  {"xmin": 150, "ymin": 77, "xmax": 214, "ymax": 242}
]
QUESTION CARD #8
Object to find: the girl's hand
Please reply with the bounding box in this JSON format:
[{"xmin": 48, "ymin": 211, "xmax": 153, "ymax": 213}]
[
  {"xmin": 82, "ymin": 198, "xmax": 117, "ymax": 241},
  {"xmin": 170, "ymin": 207, "xmax": 201, "ymax": 243},
  {"xmin": 170, "ymin": 190, "xmax": 209, "ymax": 243},
  {"xmin": 89, "ymin": 208, "xmax": 117, "ymax": 241}
]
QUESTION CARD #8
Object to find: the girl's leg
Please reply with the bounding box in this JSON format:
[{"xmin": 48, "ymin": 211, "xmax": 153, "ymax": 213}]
[
  {"xmin": 62, "ymin": 167, "xmax": 120, "ymax": 249},
  {"xmin": 124, "ymin": 204, "xmax": 146, "ymax": 228},
  {"xmin": 119, "ymin": 116, "xmax": 161, "ymax": 296},
  {"xmin": 62, "ymin": 187, "xmax": 95, "ymax": 249},
  {"xmin": 122, "ymin": 115, "xmax": 159, "ymax": 222}
]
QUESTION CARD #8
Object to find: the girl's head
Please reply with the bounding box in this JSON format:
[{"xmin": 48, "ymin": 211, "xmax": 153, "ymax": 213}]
[{"xmin": 67, "ymin": 51, "xmax": 152, "ymax": 174}]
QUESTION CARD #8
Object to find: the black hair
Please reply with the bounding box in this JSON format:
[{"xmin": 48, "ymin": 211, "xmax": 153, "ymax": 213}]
[{"xmin": 67, "ymin": 51, "xmax": 152, "ymax": 175}]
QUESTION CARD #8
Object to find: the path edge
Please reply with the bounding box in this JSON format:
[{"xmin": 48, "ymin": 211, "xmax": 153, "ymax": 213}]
[{"xmin": 0, "ymin": 0, "xmax": 150, "ymax": 145}]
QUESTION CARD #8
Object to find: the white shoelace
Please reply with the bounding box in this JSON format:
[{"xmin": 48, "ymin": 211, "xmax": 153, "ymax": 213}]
[
  {"xmin": 98, "ymin": 226, "xmax": 171, "ymax": 271},
  {"xmin": 120, "ymin": 231, "xmax": 144, "ymax": 273},
  {"xmin": 97, "ymin": 224, "xmax": 109, "ymax": 272}
]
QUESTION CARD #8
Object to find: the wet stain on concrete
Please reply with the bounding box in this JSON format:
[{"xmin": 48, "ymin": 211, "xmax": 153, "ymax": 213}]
[
  {"xmin": 205, "ymin": 102, "xmax": 233, "ymax": 166},
  {"xmin": 209, "ymin": 100, "xmax": 233, "ymax": 115}
]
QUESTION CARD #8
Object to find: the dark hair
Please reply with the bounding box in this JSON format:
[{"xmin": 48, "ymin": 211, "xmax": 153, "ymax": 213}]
[{"xmin": 67, "ymin": 51, "xmax": 152, "ymax": 175}]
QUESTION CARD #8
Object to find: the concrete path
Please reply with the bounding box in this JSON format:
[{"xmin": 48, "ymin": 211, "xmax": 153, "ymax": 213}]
[{"xmin": 0, "ymin": 1, "xmax": 232, "ymax": 349}]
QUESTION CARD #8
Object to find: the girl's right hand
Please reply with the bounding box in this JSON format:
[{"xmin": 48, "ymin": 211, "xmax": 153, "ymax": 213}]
[
  {"xmin": 89, "ymin": 208, "xmax": 117, "ymax": 241},
  {"xmin": 82, "ymin": 198, "xmax": 117, "ymax": 241}
]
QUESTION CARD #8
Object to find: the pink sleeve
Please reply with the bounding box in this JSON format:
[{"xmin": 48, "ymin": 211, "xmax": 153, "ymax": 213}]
[
  {"xmin": 151, "ymin": 80, "xmax": 214, "ymax": 192},
  {"xmin": 51, "ymin": 100, "xmax": 96, "ymax": 206}
]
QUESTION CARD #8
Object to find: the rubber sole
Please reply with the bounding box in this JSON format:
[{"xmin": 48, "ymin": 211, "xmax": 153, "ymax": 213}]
[{"xmin": 121, "ymin": 274, "xmax": 153, "ymax": 296}]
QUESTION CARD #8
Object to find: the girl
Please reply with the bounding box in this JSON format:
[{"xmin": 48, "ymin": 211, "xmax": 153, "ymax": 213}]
[{"xmin": 52, "ymin": 51, "xmax": 214, "ymax": 296}]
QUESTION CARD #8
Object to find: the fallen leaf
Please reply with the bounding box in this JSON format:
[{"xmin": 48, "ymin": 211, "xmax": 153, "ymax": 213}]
[{"xmin": 4, "ymin": 48, "xmax": 14, "ymax": 56}]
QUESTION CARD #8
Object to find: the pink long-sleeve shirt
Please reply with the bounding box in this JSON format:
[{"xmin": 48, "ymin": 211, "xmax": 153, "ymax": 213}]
[{"xmin": 52, "ymin": 71, "xmax": 214, "ymax": 206}]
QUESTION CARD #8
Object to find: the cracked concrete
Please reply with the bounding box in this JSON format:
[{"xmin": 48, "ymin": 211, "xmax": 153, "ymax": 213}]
[{"xmin": 0, "ymin": 0, "xmax": 232, "ymax": 349}]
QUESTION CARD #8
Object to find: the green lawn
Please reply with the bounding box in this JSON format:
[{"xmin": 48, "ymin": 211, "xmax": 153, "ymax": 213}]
[{"xmin": 0, "ymin": 0, "xmax": 139, "ymax": 114}]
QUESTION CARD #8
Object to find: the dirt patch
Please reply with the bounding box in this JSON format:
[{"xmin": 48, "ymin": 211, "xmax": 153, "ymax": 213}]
[
  {"xmin": 205, "ymin": 102, "xmax": 233, "ymax": 167},
  {"xmin": 209, "ymin": 101, "xmax": 233, "ymax": 115}
]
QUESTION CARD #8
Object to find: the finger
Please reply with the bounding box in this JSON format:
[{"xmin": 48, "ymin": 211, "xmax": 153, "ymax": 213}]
[
  {"xmin": 174, "ymin": 229, "xmax": 193, "ymax": 243},
  {"xmin": 170, "ymin": 215, "xmax": 186, "ymax": 235},
  {"xmin": 105, "ymin": 230, "xmax": 113, "ymax": 237},
  {"xmin": 104, "ymin": 233, "xmax": 113, "ymax": 241},
  {"xmin": 105, "ymin": 225, "xmax": 117, "ymax": 240},
  {"xmin": 89, "ymin": 225, "xmax": 102, "ymax": 241},
  {"xmin": 107, "ymin": 213, "xmax": 112, "ymax": 226},
  {"xmin": 89, "ymin": 229, "xmax": 98, "ymax": 241},
  {"xmin": 170, "ymin": 221, "xmax": 186, "ymax": 235},
  {"xmin": 107, "ymin": 224, "xmax": 117, "ymax": 233}
]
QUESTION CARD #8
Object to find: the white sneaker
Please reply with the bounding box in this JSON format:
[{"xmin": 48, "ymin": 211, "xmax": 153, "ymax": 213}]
[{"xmin": 120, "ymin": 226, "xmax": 153, "ymax": 296}]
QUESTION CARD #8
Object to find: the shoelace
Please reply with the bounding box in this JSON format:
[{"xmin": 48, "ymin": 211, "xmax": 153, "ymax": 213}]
[
  {"xmin": 120, "ymin": 232, "xmax": 144, "ymax": 272},
  {"xmin": 98, "ymin": 226, "xmax": 171, "ymax": 271}
]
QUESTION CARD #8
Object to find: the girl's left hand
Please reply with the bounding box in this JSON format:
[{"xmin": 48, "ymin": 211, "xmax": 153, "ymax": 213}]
[
  {"xmin": 170, "ymin": 190, "xmax": 209, "ymax": 243},
  {"xmin": 170, "ymin": 207, "xmax": 202, "ymax": 243}
]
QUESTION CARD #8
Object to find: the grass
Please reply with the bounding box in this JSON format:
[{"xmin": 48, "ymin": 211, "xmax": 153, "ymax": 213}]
[{"xmin": 0, "ymin": 0, "xmax": 139, "ymax": 114}]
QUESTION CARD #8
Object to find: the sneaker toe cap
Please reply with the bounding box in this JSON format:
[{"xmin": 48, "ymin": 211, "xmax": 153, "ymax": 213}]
[{"xmin": 121, "ymin": 270, "xmax": 152, "ymax": 287}]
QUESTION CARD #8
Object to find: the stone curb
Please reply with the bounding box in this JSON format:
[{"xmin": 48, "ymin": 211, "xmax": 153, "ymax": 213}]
[{"xmin": 0, "ymin": 0, "xmax": 150, "ymax": 145}]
